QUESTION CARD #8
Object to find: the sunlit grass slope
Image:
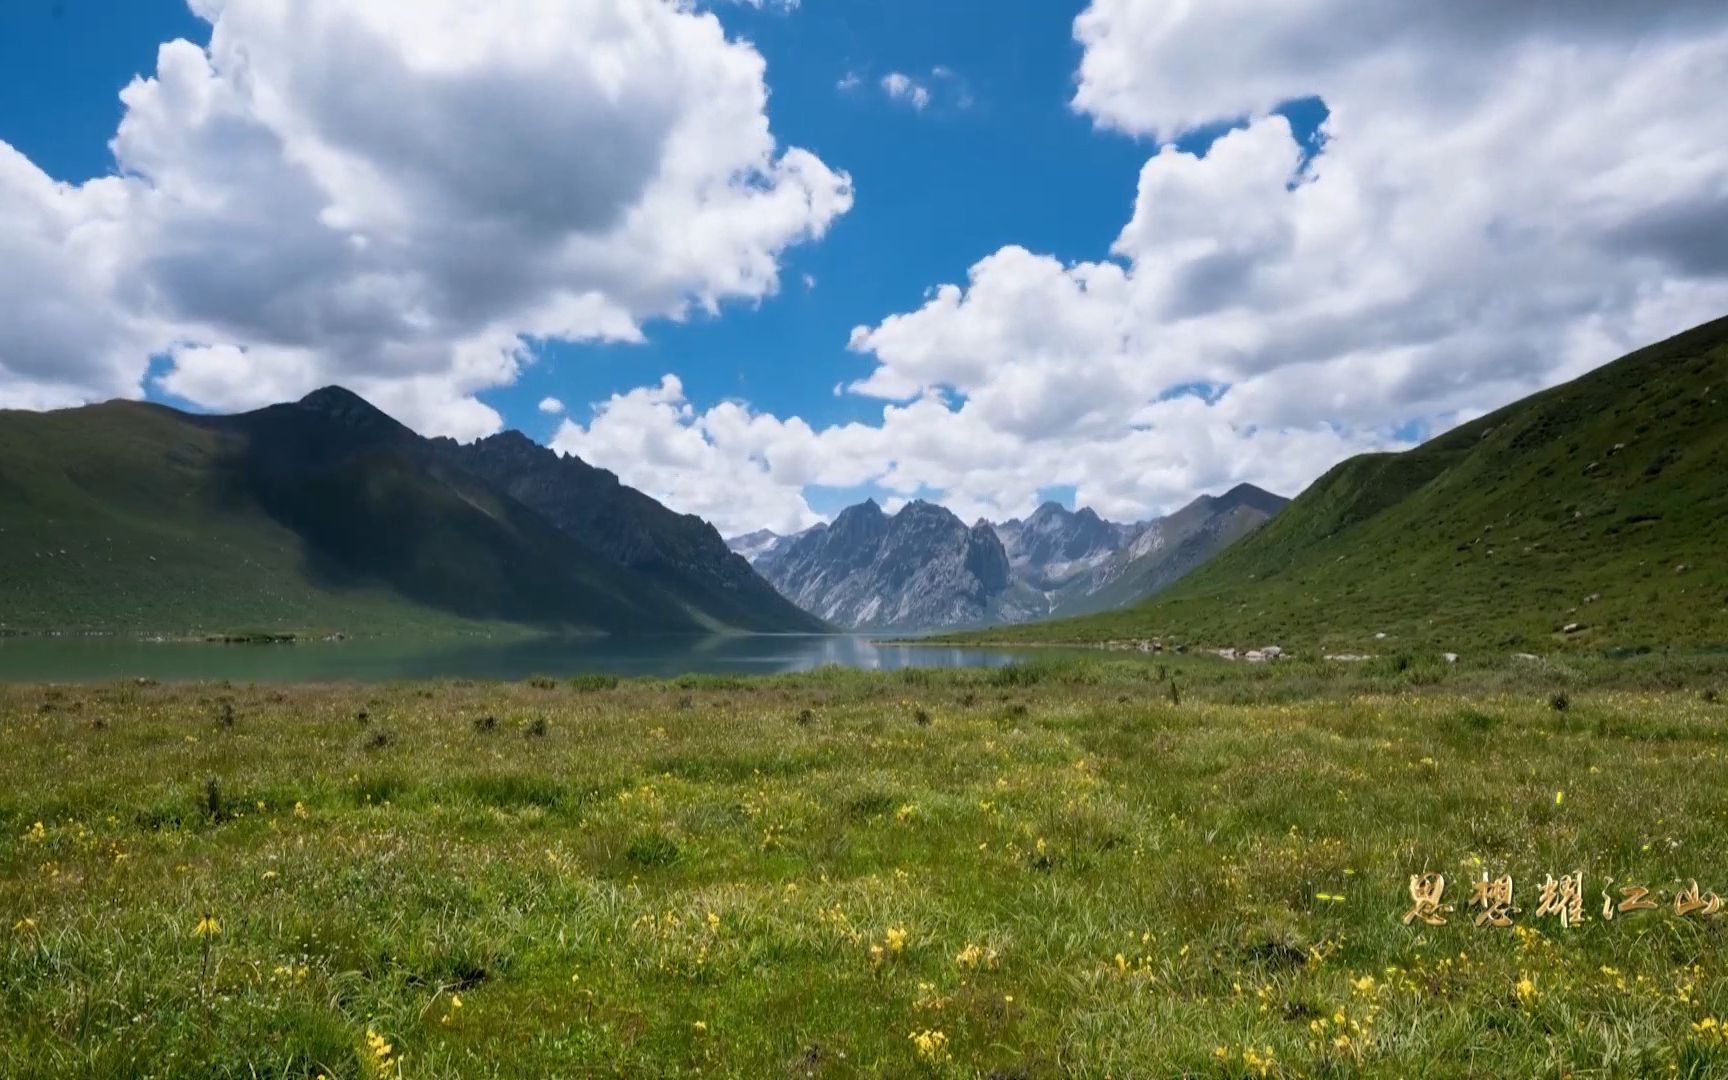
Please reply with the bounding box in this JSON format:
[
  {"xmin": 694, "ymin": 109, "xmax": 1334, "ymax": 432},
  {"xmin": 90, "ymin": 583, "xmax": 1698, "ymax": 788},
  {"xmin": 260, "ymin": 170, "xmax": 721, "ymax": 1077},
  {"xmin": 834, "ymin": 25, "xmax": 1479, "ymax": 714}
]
[
  {"xmin": 962, "ymin": 316, "xmax": 1728, "ymax": 655},
  {"xmin": 0, "ymin": 402, "xmax": 489, "ymax": 638},
  {"xmin": 5, "ymin": 655, "xmax": 1728, "ymax": 1076}
]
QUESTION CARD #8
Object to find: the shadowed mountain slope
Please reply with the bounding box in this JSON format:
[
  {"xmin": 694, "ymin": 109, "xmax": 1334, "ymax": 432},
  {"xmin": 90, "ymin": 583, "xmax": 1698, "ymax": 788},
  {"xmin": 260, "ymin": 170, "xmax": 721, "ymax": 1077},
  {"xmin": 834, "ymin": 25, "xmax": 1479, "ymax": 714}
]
[{"xmin": 0, "ymin": 388, "xmax": 816, "ymax": 636}]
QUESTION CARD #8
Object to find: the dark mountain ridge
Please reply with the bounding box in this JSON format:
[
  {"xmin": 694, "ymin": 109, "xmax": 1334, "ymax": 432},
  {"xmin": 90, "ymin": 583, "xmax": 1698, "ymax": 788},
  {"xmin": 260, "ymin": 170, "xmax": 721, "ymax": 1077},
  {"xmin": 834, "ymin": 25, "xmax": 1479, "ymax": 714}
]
[
  {"xmin": 0, "ymin": 387, "xmax": 821, "ymax": 636},
  {"xmin": 429, "ymin": 429, "xmax": 826, "ymax": 633}
]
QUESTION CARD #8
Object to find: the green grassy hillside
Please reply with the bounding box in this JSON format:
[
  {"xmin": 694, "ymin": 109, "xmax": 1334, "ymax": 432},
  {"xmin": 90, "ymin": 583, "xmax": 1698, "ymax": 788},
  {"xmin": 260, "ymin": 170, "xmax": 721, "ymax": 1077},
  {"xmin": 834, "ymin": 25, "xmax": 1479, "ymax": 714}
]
[
  {"xmin": 0, "ymin": 390, "xmax": 738, "ymax": 637},
  {"xmin": 964, "ymin": 315, "xmax": 1728, "ymax": 654}
]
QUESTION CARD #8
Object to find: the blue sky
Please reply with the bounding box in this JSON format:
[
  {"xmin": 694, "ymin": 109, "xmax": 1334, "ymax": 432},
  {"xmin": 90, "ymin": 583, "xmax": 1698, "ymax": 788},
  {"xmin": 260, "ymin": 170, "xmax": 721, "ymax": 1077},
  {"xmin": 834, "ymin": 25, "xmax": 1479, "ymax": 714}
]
[{"xmin": 2, "ymin": 1, "xmax": 1722, "ymax": 534}]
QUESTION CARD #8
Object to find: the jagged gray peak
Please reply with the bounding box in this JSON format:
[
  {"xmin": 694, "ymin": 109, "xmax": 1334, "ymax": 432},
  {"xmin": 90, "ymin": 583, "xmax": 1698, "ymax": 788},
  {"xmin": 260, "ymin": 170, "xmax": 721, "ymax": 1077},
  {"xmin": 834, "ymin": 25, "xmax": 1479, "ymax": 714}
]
[
  {"xmin": 1044, "ymin": 483, "xmax": 1291, "ymax": 618},
  {"xmin": 754, "ymin": 499, "xmax": 1013, "ymax": 632},
  {"xmin": 725, "ymin": 528, "xmax": 787, "ymax": 563},
  {"xmin": 994, "ymin": 501, "xmax": 1140, "ymax": 589},
  {"xmin": 745, "ymin": 486, "xmax": 1288, "ymax": 632}
]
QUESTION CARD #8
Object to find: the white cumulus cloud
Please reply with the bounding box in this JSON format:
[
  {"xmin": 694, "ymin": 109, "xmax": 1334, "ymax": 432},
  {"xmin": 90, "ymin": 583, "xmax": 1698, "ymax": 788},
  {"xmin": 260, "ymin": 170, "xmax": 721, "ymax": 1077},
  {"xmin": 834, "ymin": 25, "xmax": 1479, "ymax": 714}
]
[{"xmin": 0, "ymin": 0, "xmax": 851, "ymax": 438}]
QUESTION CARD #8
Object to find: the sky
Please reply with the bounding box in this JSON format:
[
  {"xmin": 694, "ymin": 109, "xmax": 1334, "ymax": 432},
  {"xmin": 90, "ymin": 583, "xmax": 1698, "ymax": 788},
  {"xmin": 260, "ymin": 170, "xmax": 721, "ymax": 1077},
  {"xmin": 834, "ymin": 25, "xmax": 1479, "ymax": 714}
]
[{"xmin": 3, "ymin": 0, "xmax": 1726, "ymax": 536}]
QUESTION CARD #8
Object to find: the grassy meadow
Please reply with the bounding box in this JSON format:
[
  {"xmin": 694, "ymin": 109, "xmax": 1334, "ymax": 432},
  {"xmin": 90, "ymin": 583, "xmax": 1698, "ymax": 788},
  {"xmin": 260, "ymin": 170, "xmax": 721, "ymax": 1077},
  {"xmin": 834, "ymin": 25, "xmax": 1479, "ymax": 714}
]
[{"xmin": 5, "ymin": 653, "xmax": 1728, "ymax": 1077}]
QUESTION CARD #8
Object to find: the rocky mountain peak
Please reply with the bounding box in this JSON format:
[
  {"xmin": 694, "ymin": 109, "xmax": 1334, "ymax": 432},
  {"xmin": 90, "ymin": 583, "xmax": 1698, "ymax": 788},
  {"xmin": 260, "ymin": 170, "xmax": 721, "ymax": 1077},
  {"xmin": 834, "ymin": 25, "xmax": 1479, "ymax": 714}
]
[
  {"xmin": 293, "ymin": 386, "xmax": 409, "ymax": 439},
  {"xmin": 748, "ymin": 482, "xmax": 1288, "ymax": 633},
  {"xmin": 752, "ymin": 497, "xmax": 1015, "ymax": 632}
]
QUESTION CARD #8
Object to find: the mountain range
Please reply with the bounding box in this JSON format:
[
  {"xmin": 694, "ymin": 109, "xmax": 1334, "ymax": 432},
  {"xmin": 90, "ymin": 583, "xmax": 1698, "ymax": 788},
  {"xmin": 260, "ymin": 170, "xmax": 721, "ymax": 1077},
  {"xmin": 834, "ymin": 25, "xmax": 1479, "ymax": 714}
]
[
  {"xmin": 964, "ymin": 314, "xmax": 1728, "ymax": 653},
  {"xmin": 15, "ymin": 312, "xmax": 1712, "ymax": 650},
  {"xmin": 0, "ymin": 387, "xmax": 823, "ymax": 636},
  {"xmin": 729, "ymin": 483, "xmax": 1287, "ymax": 632}
]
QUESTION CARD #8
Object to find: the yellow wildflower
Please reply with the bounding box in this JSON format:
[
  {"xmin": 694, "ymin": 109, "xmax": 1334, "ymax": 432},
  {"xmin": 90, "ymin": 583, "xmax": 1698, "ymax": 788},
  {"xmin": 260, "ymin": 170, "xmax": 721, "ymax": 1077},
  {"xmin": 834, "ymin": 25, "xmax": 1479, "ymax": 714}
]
[
  {"xmin": 365, "ymin": 1028, "xmax": 395, "ymax": 1077},
  {"xmin": 1515, "ymin": 974, "xmax": 1539, "ymax": 1005},
  {"xmin": 193, "ymin": 914, "xmax": 221, "ymax": 938},
  {"xmin": 954, "ymin": 942, "xmax": 996, "ymax": 970},
  {"xmin": 908, "ymin": 1028, "xmax": 949, "ymax": 1063}
]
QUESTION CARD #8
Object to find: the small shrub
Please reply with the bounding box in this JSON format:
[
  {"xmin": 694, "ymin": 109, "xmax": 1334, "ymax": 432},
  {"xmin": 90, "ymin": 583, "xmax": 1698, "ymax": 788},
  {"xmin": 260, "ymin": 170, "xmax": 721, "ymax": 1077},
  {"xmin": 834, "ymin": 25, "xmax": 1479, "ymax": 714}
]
[
  {"xmin": 203, "ymin": 776, "xmax": 226, "ymax": 823},
  {"xmin": 363, "ymin": 728, "xmax": 395, "ymax": 750},
  {"xmin": 472, "ymin": 714, "xmax": 499, "ymax": 734},
  {"xmin": 524, "ymin": 717, "xmax": 549, "ymax": 739},
  {"xmin": 1168, "ymin": 679, "xmax": 1182, "ymax": 707},
  {"xmin": 570, "ymin": 673, "xmax": 619, "ymax": 692},
  {"xmin": 528, "ymin": 676, "xmax": 557, "ymax": 691},
  {"xmin": 217, "ymin": 701, "xmax": 236, "ymax": 728},
  {"xmin": 355, "ymin": 709, "xmax": 370, "ymax": 726},
  {"xmin": 1704, "ymin": 689, "xmax": 1720, "ymax": 705},
  {"xmin": 625, "ymin": 832, "xmax": 681, "ymax": 868},
  {"xmin": 913, "ymin": 707, "xmax": 932, "ymax": 727},
  {"xmin": 1549, "ymin": 692, "xmax": 1571, "ymax": 713},
  {"xmin": 796, "ymin": 708, "xmax": 814, "ymax": 727}
]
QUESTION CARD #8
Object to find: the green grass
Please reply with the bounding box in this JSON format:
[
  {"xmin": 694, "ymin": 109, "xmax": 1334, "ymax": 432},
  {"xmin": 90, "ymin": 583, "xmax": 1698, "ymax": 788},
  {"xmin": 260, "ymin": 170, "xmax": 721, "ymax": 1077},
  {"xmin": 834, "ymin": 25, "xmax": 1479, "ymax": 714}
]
[
  {"xmin": 6, "ymin": 656, "xmax": 1728, "ymax": 1076},
  {"xmin": 959, "ymin": 315, "xmax": 1728, "ymax": 655}
]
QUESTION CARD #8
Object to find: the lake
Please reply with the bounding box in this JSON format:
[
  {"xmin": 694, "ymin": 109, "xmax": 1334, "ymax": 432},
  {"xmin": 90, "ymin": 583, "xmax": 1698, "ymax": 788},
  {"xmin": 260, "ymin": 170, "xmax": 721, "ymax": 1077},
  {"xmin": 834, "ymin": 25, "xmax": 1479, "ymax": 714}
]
[{"xmin": 0, "ymin": 634, "xmax": 1031, "ymax": 684}]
